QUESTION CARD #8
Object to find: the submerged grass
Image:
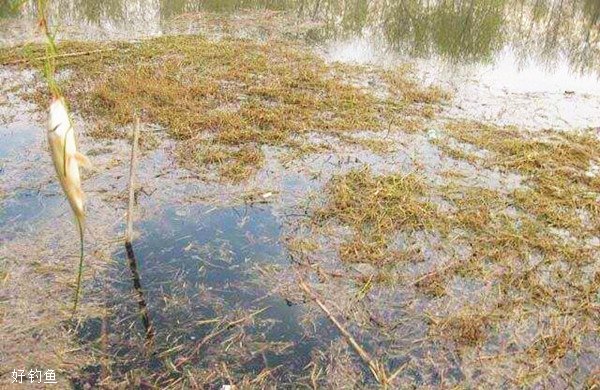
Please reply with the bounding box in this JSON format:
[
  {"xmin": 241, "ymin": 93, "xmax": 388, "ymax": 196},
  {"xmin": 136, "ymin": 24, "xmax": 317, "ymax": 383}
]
[
  {"xmin": 444, "ymin": 121, "xmax": 600, "ymax": 235},
  {"xmin": 428, "ymin": 308, "xmax": 491, "ymax": 347},
  {"xmin": 318, "ymin": 167, "xmax": 591, "ymax": 266},
  {"xmin": 192, "ymin": 143, "xmax": 264, "ymax": 181},
  {"xmin": 316, "ymin": 167, "xmax": 441, "ymax": 263},
  {"xmin": 382, "ymin": 65, "xmax": 452, "ymax": 105},
  {"xmin": 315, "ymin": 118, "xmax": 600, "ymax": 385}
]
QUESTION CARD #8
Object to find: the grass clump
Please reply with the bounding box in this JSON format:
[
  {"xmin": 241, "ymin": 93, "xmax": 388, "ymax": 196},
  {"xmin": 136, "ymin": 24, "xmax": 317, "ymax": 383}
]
[
  {"xmin": 382, "ymin": 65, "xmax": 451, "ymax": 124},
  {"xmin": 526, "ymin": 324, "xmax": 579, "ymax": 365},
  {"xmin": 337, "ymin": 134, "xmax": 394, "ymax": 153},
  {"xmin": 415, "ymin": 273, "xmax": 446, "ymax": 297},
  {"xmin": 444, "ymin": 121, "xmax": 600, "ymax": 234},
  {"xmin": 2, "ymin": 34, "xmax": 453, "ymax": 181},
  {"xmin": 429, "ymin": 309, "xmax": 491, "ymax": 347},
  {"xmin": 318, "ymin": 164, "xmax": 595, "ymax": 268},
  {"xmin": 382, "ymin": 66, "xmax": 452, "ymax": 105},
  {"xmin": 189, "ymin": 143, "xmax": 264, "ymax": 181},
  {"xmin": 431, "ymin": 138, "xmax": 482, "ymax": 163},
  {"xmin": 442, "ymin": 184, "xmax": 593, "ymax": 269},
  {"xmin": 317, "ymin": 167, "xmax": 441, "ymax": 263}
]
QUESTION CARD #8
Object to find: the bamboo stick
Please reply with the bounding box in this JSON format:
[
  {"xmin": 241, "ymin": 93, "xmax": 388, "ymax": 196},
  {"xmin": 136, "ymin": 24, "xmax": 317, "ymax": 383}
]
[
  {"xmin": 124, "ymin": 118, "xmax": 154, "ymax": 344},
  {"xmin": 126, "ymin": 118, "xmax": 140, "ymax": 243}
]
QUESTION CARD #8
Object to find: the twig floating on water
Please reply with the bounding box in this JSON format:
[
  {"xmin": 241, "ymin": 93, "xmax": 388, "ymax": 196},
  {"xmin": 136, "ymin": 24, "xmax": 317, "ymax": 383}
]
[
  {"xmin": 298, "ymin": 279, "xmax": 390, "ymax": 386},
  {"xmin": 1, "ymin": 48, "xmax": 119, "ymax": 66}
]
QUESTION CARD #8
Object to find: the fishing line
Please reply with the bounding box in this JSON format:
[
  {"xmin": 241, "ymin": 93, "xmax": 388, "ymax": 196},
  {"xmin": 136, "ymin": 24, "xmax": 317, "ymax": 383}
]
[{"xmin": 72, "ymin": 217, "xmax": 85, "ymax": 312}]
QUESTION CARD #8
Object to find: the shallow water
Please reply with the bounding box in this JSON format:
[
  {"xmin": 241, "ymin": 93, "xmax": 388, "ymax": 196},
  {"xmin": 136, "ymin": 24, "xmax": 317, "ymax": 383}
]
[
  {"xmin": 75, "ymin": 203, "xmax": 334, "ymax": 386},
  {"xmin": 0, "ymin": 120, "xmax": 62, "ymax": 237},
  {"xmin": 2, "ymin": 1, "xmax": 600, "ymax": 387}
]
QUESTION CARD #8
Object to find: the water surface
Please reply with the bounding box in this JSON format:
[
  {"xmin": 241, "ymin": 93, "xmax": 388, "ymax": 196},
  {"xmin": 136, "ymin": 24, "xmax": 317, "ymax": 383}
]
[
  {"xmin": 3, "ymin": 0, "xmax": 599, "ymax": 76},
  {"xmin": 3, "ymin": 0, "xmax": 599, "ymax": 129},
  {"xmin": 79, "ymin": 203, "xmax": 332, "ymax": 386}
]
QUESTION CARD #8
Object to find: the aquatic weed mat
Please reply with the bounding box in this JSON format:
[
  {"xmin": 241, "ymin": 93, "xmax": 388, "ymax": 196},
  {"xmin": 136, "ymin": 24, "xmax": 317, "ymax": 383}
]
[
  {"xmin": 0, "ymin": 33, "xmax": 447, "ymax": 182},
  {"xmin": 2, "ymin": 20, "xmax": 599, "ymax": 388},
  {"xmin": 306, "ymin": 122, "xmax": 600, "ymax": 387}
]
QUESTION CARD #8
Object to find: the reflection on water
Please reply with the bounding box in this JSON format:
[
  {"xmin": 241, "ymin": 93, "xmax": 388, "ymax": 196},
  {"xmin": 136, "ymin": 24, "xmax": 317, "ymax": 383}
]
[
  {"xmin": 7, "ymin": 0, "xmax": 600, "ymax": 78},
  {"xmin": 124, "ymin": 240, "xmax": 155, "ymax": 342}
]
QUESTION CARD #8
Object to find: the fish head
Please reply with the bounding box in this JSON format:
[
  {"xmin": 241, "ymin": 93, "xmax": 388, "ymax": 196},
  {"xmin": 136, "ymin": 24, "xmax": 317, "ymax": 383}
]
[{"xmin": 48, "ymin": 96, "xmax": 71, "ymax": 136}]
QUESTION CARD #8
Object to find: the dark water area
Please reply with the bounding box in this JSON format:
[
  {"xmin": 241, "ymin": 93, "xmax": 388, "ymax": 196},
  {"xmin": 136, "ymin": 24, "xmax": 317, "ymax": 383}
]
[
  {"xmin": 3, "ymin": 0, "xmax": 600, "ymax": 79},
  {"xmin": 76, "ymin": 204, "xmax": 331, "ymax": 385}
]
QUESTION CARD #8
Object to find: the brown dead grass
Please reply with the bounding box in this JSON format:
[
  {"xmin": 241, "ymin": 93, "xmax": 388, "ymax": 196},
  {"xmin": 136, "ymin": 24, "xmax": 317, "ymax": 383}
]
[
  {"xmin": 316, "ymin": 167, "xmax": 441, "ymax": 263},
  {"xmin": 415, "ymin": 272, "xmax": 447, "ymax": 297},
  {"xmin": 190, "ymin": 143, "xmax": 265, "ymax": 181},
  {"xmin": 444, "ymin": 121, "xmax": 600, "ymax": 235},
  {"xmin": 429, "ymin": 309, "xmax": 490, "ymax": 347},
  {"xmin": 382, "ymin": 65, "xmax": 452, "ymax": 105},
  {"xmin": 1, "ymin": 35, "xmax": 445, "ymax": 182},
  {"xmin": 315, "ymin": 121, "xmax": 600, "ymax": 385}
]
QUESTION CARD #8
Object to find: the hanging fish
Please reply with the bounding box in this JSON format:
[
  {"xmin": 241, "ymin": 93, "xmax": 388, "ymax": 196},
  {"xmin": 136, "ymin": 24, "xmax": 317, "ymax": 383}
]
[{"xmin": 47, "ymin": 96, "xmax": 91, "ymax": 311}]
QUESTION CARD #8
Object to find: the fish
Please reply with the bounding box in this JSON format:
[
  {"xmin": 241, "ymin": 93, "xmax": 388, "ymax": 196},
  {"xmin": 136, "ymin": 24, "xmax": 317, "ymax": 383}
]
[
  {"xmin": 47, "ymin": 96, "xmax": 90, "ymax": 224},
  {"xmin": 47, "ymin": 96, "xmax": 91, "ymax": 312}
]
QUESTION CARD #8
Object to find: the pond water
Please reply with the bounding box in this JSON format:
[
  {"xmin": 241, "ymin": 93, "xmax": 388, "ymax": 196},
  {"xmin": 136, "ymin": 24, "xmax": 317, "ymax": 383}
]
[
  {"xmin": 3, "ymin": 0, "xmax": 600, "ymax": 129},
  {"xmin": 1, "ymin": 0, "xmax": 599, "ymax": 387},
  {"xmin": 74, "ymin": 204, "xmax": 331, "ymax": 386},
  {"xmin": 2, "ymin": 0, "xmax": 599, "ymax": 74},
  {"xmin": 0, "ymin": 121, "xmax": 62, "ymax": 237}
]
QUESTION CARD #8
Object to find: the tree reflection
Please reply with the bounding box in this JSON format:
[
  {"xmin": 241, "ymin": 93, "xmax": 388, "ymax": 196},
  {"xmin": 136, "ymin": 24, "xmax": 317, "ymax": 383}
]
[
  {"xmin": 304, "ymin": 0, "xmax": 599, "ymax": 73},
  {"xmin": 72, "ymin": 0, "xmax": 125, "ymax": 23},
  {"xmin": 15, "ymin": 0, "xmax": 600, "ymax": 75}
]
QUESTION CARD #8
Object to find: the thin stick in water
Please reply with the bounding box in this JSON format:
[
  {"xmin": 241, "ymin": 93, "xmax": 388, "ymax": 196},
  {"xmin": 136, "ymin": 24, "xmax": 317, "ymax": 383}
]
[
  {"xmin": 298, "ymin": 279, "xmax": 390, "ymax": 386},
  {"xmin": 124, "ymin": 118, "xmax": 154, "ymax": 343},
  {"xmin": 126, "ymin": 118, "xmax": 140, "ymax": 243}
]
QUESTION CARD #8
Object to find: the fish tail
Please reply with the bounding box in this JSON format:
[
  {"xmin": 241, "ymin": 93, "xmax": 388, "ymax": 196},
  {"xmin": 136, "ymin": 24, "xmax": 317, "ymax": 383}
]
[{"xmin": 71, "ymin": 215, "xmax": 85, "ymax": 314}]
